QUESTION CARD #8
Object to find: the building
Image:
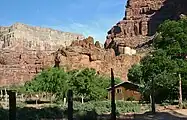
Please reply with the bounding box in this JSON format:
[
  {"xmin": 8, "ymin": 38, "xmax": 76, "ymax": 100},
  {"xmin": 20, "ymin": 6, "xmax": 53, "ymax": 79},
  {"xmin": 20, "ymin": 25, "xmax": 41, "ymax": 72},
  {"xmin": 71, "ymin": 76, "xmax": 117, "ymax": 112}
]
[{"xmin": 107, "ymin": 81, "xmax": 142, "ymax": 101}]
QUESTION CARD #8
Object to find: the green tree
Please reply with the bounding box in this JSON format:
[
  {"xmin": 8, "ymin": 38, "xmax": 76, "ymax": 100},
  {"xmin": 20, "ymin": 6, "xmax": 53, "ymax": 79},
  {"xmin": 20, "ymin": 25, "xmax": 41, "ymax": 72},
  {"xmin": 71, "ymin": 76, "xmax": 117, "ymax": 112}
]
[
  {"xmin": 69, "ymin": 68, "xmax": 122, "ymax": 103},
  {"xmin": 70, "ymin": 68, "xmax": 105, "ymax": 103},
  {"xmin": 24, "ymin": 67, "xmax": 122, "ymax": 103},
  {"xmin": 128, "ymin": 64, "xmax": 143, "ymax": 85},
  {"xmin": 128, "ymin": 18, "xmax": 187, "ymax": 103},
  {"xmin": 24, "ymin": 68, "xmax": 70, "ymax": 100}
]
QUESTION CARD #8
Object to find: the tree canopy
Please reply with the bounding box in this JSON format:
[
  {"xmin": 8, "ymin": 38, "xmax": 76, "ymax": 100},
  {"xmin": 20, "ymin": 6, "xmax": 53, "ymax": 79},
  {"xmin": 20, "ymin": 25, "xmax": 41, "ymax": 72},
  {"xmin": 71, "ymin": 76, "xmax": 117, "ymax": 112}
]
[
  {"xmin": 23, "ymin": 67, "xmax": 122, "ymax": 102},
  {"xmin": 128, "ymin": 18, "xmax": 187, "ymax": 103}
]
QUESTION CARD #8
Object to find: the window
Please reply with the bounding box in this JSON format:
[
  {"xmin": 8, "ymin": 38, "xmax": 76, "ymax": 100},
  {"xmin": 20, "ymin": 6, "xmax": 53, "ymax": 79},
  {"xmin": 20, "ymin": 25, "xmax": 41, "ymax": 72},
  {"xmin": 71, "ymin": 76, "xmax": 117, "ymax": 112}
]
[{"xmin": 116, "ymin": 88, "xmax": 122, "ymax": 93}]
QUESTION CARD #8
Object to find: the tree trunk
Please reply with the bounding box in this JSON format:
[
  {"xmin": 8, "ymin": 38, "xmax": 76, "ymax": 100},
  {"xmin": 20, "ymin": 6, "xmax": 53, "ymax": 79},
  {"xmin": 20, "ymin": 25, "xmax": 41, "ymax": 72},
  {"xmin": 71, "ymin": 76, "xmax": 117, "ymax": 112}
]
[
  {"xmin": 151, "ymin": 78, "xmax": 156, "ymax": 113},
  {"xmin": 5, "ymin": 88, "xmax": 8, "ymax": 107},
  {"xmin": 50, "ymin": 93, "xmax": 52, "ymax": 106},
  {"xmin": 21, "ymin": 94, "xmax": 24, "ymax": 102},
  {"xmin": 150, "ymin": 95, "xmax": 152, "ymax": 105},
  {"xmin": 0, "ymin": 90, "xmax": 2, "ymax": 99},
  {"xmin": 63, "ymin": 97, "xmax": 67, "ymax": 106},
  {"xmin": 81, "ymin": 95, "xmax": 84, "ymax": 104},
  {"xmin": 111, "ymin": 68, "xmax": 116, "ymax": 120},
  {"xmin": 179, "ymin": 73, "xmax": 183, "ymax": 108},
  {"xmin": 36, "ymin": 99, "xmax": 38, "ymax": 106}
]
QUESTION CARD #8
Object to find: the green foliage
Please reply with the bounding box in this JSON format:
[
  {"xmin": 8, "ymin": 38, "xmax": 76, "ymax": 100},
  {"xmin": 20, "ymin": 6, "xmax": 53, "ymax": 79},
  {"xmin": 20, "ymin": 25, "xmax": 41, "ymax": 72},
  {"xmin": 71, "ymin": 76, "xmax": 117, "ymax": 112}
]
[
  {"xmin": 70, "ymin": 68, "xmax": 104, "ymax": 101},
  {"xmin": 126, "ymin": 96, "xmax": 136, "ymax": 101},
  {"xmin": 0, "ymin": 101, "xmax": 141, "ymax": 120},
  {"xmin": 128, "ymin": 64, "xmax": 143, "ymax": 84},
  {"xmin": 182, "ymin": 100, "xmax": 187, "ymax": 109},
  {"xmin": 128, "ymin": 18, "xmax": 187, "ymax": 103},
  {"xmin": 69, "ymin": 68, "xmax": 122, "ymax": 101},
  {"xmin": 24, "ymin": 67, "xmax": 70, "ymax": 100},
  {"xmin": 73, "ymin": 101, "xmax": 141, "ymax": 115},
  {"xmin": 155, "ymin": 19, "xmax": 187, "ymax": 57},
  {"xmin": 23, "ymin": 67, "xmax": 122, "ymax": 102}
]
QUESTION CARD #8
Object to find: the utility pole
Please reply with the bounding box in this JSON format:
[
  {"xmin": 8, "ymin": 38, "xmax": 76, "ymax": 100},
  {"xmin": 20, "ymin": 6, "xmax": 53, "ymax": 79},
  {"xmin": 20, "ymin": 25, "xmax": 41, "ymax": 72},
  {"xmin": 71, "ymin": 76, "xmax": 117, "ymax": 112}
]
[
  {"xmin": 111, "ymin": 68, "xmax": 116, "ymax": 120},
  {"xmin": 151, "ymin": 77, "xmax": 156, "ymax": 114},
  {"xmin": 68, "ymin": 90, "xmax": 73, "ymax": 120},
  {"xmin": 8, "ymin": 90, "xmax": 16, "ymax": 120},
  {"xmin": 110, "ymin": 24, "xmax": 120, "ymax": 120},
  {"xmin": 178, "ymin": 73, "xmax": 183, "ymax": 108}
]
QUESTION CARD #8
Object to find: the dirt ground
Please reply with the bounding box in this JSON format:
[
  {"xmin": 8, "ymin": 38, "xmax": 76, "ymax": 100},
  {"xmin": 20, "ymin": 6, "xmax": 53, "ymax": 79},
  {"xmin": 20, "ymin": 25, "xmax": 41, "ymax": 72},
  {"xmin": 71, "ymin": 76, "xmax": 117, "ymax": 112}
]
[
  {"xmin": 133, "ymin": 110, "xmax": 187, "ymax": 120},
  {"xmin": 1, "ymin": 102, "xmax": 187, "ymax": 120},
  {"xmin": 116, "ymin": 107, "xmax": 187, "ymax": 120}
]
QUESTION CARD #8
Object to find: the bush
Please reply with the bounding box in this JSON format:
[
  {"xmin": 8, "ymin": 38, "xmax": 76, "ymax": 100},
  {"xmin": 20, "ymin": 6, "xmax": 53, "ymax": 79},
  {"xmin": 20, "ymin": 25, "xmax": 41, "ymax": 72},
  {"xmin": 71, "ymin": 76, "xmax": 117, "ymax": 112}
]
[
  {"xmin": 182, "ymin": 100, "xmax": 187, "ymax": 109},
  {"xmin": 24, "ymin": 67, "xmax": 123, "ymax": 102},
  {"xmin": 67, "ymin": 101, "xmax": 141, "ymax": 115},
  {"xmin": 116, "ymin": 101, "xmax": 141, "ymax": 113},
  {"xmin": 127, "ymin": 96, "xmax": 136, "ymax": 101},
  {"xmin": 0, "ymin": 101, "xmax": 141, "ymax": 120}
]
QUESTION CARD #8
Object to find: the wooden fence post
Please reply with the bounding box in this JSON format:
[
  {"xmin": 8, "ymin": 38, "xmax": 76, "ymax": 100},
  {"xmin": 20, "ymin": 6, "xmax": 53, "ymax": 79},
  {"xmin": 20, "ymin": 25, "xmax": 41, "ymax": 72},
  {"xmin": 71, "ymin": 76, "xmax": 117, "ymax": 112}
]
[
  {"xmin": 68, "ymin": 90, "xmax": 73, "ymax": 120},
  {"xmin": 111, "ymin": 68, "xmax": 116, "ymax": 120},
  {"xmin": 151, "ymin": 78, "xmax": 156, "ymax": 114},
  {"xmin": 8, "ymin": 90, "xmax": 16, "ymax": 120}
]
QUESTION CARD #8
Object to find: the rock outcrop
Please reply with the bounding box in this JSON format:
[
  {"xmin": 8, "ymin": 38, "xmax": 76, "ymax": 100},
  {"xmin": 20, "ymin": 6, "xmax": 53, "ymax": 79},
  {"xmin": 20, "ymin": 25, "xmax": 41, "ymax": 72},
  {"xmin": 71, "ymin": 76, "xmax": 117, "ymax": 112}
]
[
  {"xmin": 0, "ymin": 49, "xmax": 53, "ymax": 86},
  {"xmin": 0, "ymin": 36, "xmax": 141, "ymax": 86},
  {"xmin": 1, "ymin": 0, "xmax": 187, "ymax": 86},
  {"xmin": 0, "ymin": 23, "xmax": 84, "ymax": 86},
  {"xmin": 105, "ymin": 0, "xmax": 187, "ymax": 55},
  {"xmin": 0, "ymin": 23, "xmax": 84, "ymax": 51},
  {"xmin": 54, "ymin": 37, "xmax": 141, "ymax": 81}
]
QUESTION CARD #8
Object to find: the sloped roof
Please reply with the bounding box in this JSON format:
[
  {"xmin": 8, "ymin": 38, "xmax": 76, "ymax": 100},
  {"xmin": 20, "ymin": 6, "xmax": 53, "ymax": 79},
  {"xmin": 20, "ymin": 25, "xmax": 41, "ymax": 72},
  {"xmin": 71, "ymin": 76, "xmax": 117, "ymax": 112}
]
[{"xmin": 107, "ymin": 81, "xmax": 142, "ymax": 90}]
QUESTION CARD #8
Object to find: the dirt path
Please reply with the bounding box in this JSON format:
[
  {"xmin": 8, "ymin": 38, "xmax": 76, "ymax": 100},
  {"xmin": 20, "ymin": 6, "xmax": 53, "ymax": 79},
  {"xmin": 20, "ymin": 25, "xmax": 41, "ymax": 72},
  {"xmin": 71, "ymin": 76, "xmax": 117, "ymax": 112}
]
[
  {"xmin": 133, "ymin": 109, "xmax": 187, "ymax": 120},
  {"xmin": 174, "ymin": 109, "xmax": 187, "ymax": 116},
  {"xmin": 99, "ymin": 109, "xmax": 187, "ymax": 120}
]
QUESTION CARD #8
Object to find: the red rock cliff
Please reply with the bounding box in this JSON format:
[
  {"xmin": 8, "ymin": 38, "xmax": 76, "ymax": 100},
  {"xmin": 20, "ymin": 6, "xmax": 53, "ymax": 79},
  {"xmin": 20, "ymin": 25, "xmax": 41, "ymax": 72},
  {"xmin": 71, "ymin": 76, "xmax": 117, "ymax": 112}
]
[
  {"xmin": 0, "ymin": 37, "xmax": 141, "ymax": 86},
  {"xmin": 1, "ymin": 0, "xmax": 187, "ymax": 86},
  {"xmin": 105, "ymin": 0, "xmax": 187, "ymax": 55},
  {"xmin": 55, "ymin": 37, "xmax": 141, "ymax": 81}
]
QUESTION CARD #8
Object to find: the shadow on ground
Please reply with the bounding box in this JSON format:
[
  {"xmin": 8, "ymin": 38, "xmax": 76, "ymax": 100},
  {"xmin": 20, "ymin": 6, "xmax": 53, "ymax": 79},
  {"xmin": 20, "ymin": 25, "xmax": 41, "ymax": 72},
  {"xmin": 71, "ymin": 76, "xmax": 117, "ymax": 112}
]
[
  {"xmin": 0, "ymin": 107, "xmax": 64, "ymax": 120},
  {"xmin": 0, "ymin": 107, "xmax": 99, "ymax": 120},
  {"xmin": 0, "ymin": 107, "xmax": 187, "ymax": 120},
  {"xmin": 133, "ymin": 111, "xmax": 187, "ymax": 120}
]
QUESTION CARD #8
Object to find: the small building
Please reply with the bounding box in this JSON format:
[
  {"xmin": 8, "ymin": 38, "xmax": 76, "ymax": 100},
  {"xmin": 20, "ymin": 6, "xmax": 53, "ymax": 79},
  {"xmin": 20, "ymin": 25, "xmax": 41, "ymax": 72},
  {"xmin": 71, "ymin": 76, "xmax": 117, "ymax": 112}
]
[{"xmin": 107, "ymin": 81, "xmax": 142, "ymax": 101}]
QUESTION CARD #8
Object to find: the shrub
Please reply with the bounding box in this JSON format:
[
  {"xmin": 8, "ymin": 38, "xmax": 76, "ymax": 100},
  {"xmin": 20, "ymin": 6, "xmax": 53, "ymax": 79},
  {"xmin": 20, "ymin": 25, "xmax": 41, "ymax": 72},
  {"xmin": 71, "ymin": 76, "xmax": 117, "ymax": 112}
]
[
  {"xmin": 65, "ymin": 100, "xmax": 141, "ymax": 115},
  {"xmin": 127, "ymin": 96, "xmax": 136, "ymax": 101},
  {"xmin": 116, "ymin": 101, "xmax": 141, "ymax": 113},
  {"xmin": 182, "ymin": 100, "xmax": 187, "ymax": 109}
]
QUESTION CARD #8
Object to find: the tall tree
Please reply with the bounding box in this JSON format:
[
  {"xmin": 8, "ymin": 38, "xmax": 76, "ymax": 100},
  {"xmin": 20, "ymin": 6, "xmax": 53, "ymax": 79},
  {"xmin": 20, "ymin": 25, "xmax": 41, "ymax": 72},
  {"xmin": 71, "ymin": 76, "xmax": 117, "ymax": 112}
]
[{"xmin": 128, "ymin": 18, "xmax": 187, "ymax": 103}]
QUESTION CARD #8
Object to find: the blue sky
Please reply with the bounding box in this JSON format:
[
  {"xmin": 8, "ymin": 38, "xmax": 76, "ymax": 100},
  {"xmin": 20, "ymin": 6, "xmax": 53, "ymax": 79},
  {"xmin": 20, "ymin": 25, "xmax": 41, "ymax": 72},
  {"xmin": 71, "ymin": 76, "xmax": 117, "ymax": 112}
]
[{"xmin": 0, "ymin": 0, "xmax": 127, "ymax": 43}]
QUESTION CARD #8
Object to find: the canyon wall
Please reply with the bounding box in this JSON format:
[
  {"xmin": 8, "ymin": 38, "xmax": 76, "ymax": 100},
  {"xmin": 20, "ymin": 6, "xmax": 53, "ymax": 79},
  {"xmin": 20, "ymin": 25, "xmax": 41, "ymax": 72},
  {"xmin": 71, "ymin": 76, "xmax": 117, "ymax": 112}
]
[
  {"xmin": 105, "ymin": 0, "xmax": 187, "ymax": 55},
  {"xmin": 0, "ymin": 23, "xmax": 84, "ymax": 86},
  {"xmin": 0, "ymin": 23, "xmax": 85, "ymax": 51},
  {"xmin": 54, "ymin": 37, "xmax": 141, "ymax": 81},
  {"xmin": 1, "ymin": 0, "xmax": 187, "ymax": 86},
  {"xmin": 0, "ymin": 50, "xmax": 53, "ymax": 86},
  {"xmin": 0, "ymin": 36, "xmax": 141, "ymax": 86}
]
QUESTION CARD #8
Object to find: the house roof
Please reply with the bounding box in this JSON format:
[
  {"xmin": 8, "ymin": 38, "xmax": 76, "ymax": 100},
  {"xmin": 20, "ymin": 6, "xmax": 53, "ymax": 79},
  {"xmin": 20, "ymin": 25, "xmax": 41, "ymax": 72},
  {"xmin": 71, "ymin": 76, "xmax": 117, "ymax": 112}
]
[{"xmin": 107, "ymin": 81, "xmax": 142, "ymax": 90}]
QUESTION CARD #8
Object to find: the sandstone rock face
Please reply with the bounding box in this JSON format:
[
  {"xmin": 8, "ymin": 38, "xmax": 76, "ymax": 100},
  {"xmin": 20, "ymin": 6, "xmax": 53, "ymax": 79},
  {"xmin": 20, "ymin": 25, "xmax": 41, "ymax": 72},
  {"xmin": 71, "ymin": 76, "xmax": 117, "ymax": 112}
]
[
  {"xmin": 0, "ymin": 36, "xmax": 141, "ymax": 86},
  {"xmin": 105, "ymin": 0, "xmax": 187, "ymax": 55},
  {"xmin": 0, "ymin": 49, "xmax": 53, "ymax": 86},
  {"xmin": 1, "ymin": 0, "xmax": 187, "ymax": 86},
  {"xmin": 55, "ymin": 37, "xmax": 141, "ymax": 81},
  {"xmin": 0, "ymin": 23, "xmax": 84, "ymax": 86},
  {"xmin": 0, "ymin": 23, "xmax": 85, "ymax": 51}
]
